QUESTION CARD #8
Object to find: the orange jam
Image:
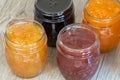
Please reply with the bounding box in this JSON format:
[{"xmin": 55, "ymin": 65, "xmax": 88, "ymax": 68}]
[
  {"xmin": 83, "ymin": 0, "xmax": 120, "ymax": 53},
  {"xmin": 5, "ymin": 20, "xmax": 48, "ymax": 78}
]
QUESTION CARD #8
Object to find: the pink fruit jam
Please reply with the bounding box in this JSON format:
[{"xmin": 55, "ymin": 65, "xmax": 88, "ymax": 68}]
[{"xmin": 57, "ymin": 24, "xmax": 100, "ymax": 80}]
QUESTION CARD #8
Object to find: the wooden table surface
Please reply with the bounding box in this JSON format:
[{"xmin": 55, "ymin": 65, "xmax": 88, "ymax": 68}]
[{"xmin": 0, "ymin": 0, "xmax": 120, "ymax": 80}]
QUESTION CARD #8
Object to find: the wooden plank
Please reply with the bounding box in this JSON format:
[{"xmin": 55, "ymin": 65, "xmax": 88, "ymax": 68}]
[{"xmin": 96, "ymin": 44, "xmax": 120, "ymax": 80}]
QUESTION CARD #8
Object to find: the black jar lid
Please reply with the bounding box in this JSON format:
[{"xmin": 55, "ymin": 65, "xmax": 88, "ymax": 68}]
[{"xmin": 34, "ymin": 0, "xmax": 74, "ymax": 23}]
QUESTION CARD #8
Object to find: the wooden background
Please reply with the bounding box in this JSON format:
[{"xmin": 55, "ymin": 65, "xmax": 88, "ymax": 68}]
[{"xmin": 0, "ymin": 0, "xmax": 120, "ymax": 80}]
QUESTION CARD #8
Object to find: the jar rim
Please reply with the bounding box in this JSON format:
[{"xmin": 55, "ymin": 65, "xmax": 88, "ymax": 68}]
[
  {"xmin": 35, "ymin": 0, "xmax": 73, "ymax": 16},
  {"xmin": 84, "ymin": 0, "xmax": 120, "ymax": 21},
  {"xmin": 57, "ymin": 23, "xmax": 100, "ymax": 55},
  {"xmin": 5, "ymin": 19, "xmax": 46, "ymax": 46}
]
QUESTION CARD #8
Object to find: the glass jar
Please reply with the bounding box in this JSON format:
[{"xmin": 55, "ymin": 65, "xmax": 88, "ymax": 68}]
[
  {"xmin": 83, "ymin": 0, "xmax": 120, "ymax": 53},
  {"xmin": 56, "ymin": 23, "xmax": 100, "ymax": 80},
  {"xmin": 34, "ymin": 0, "xmax": 75, "ymax": 47},
  {"xmin": 5, "ymin": 19, "xmax": 48, "ymax": 78}
]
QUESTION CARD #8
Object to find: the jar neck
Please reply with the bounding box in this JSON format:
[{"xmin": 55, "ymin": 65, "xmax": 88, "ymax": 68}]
[
  {"xmin": 84, "ymin": 0, "xmax": 120, "ymax": 21},
  {"xmin": 57, "ymin": 23, "xmax": 100, "ymax": 58},
  {"xmin": 5, "ymin": 34, "xmax": 47, "ymax": 54},
  {"xmin": 5, "ymin": 19, "xmax": 47, "ymax": 51},
  {"xmin": 84, "ymin": 9, "xmax": 120, "ymax": 23},
  {"xmin": 34, "ymin": 3, "xmax": 74, "ymax": 23}
]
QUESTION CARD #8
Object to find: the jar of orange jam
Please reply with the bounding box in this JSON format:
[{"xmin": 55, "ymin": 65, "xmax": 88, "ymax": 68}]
[
  {"xmin": 5, "ymin": 19, "xmax": 48, "ymax": 78},
  {"xmin": 83, "ymin": 0, "xmax": 120, "ymax": 53}
]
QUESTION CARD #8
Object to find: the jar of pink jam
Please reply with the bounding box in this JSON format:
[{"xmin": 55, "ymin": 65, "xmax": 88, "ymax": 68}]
[{"xmin": 56, "ymin": 23, "xmax": 100, "ymax": 80}]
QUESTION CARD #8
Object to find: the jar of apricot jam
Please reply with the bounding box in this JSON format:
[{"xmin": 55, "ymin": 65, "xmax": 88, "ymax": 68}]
[
  {"xmin": 56, "ymin": 24, "xmax": 100, "ymax": 80},
  {"xmin": 34, "ymin": 0, "xmax": 75, "ymax": 47},
  {"xmin": 83, "ymin": 0, "xmax": 120, "ymax": 53},
  {"xmin": 5, "ymin": 19, "xmax": 48, "ymax": 78}
]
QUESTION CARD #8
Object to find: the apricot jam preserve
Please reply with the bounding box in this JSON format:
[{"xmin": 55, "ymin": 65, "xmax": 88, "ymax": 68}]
[
  {"xmin": 5, "ymin": 19, "xmax": 48, "ymax": 78},
  {"xmin": 34, "ymin": 0, "xmax": 75, "ymax": 47},
  {"xmin": 83, "ymin": 0, "xmax": 120, "ymax": 53}
]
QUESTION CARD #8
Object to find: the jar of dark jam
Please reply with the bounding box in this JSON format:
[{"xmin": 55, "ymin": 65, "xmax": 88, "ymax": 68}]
[
  {"xmin": 56, "ymin": 24, "xmax": 100, "ymax": 80},
  {"xmin": 34, "ymin": 0, "xmax": 75, "ymax": 47}
]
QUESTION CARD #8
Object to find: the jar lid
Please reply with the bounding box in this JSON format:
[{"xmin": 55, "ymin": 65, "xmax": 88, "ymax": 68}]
[{"xmin": 35, "ymin": 0, "xmax": 73, "ymax": 16}]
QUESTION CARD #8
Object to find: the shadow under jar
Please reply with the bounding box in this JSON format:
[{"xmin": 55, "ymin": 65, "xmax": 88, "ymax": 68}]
[
  {"xmin": 83, "ymin": 0, "xmax": 120, "ymax": 53},
  {"xmin": 56, "ymin": 24, "xmax": 100, "ymax": 80},
  {"xmin": 34, "ymin": 0, "xmax": 75, "ymax": 47},
  {"xmin": 5, "ymin": 19, "xmax": 48, "ymax": 78}
]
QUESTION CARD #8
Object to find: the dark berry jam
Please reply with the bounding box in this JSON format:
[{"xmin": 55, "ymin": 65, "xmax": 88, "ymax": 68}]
[{"xmin": 34, "ymin": 0, "xmax": 75, "ymax": 47}]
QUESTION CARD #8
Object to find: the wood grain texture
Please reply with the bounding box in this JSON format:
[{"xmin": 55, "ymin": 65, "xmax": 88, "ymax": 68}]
[{"xmin": 0, "ymin": 0, "xmax": 120, "ymax": 80}]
